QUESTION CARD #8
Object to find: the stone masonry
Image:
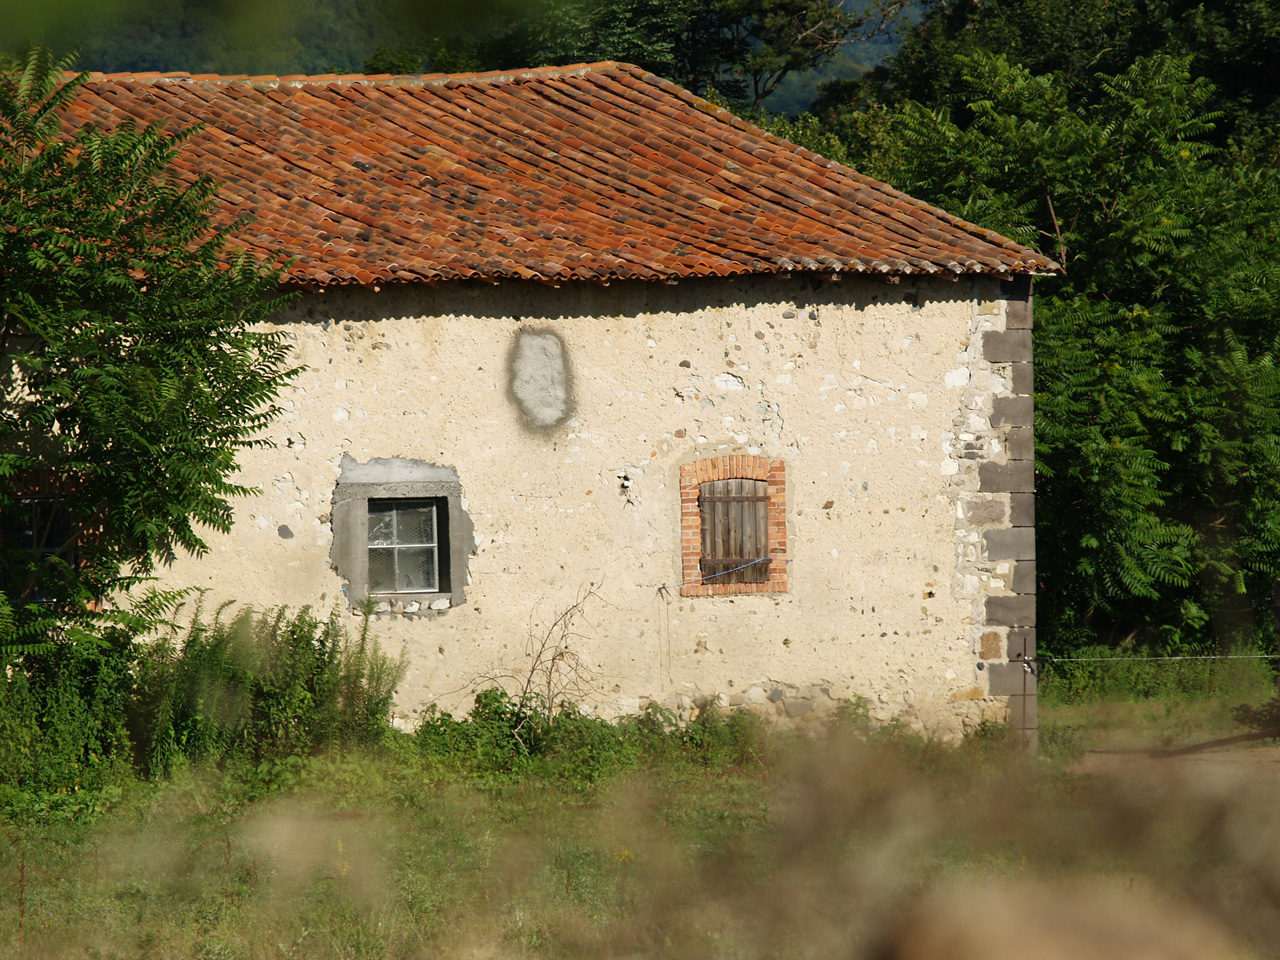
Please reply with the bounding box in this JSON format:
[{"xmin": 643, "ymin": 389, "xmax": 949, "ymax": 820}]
[{"xmin": 953, "ymin": 276, "xmax": 1037, "ymax": 747}]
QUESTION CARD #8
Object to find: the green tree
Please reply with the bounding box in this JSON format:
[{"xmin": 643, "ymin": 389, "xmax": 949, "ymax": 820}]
[
  {"xmin": 0, "ymin": 48, "xmax": 298, "ymax": 648},
  {"xmin": 363, "ymin": 0, "xmax": 906, "ymax": 109},
  {"xmin": 829, "ymin": 53, "xmax": 1280, "ymax": 651},
  {"xmin": 819, "ymin": 0, "xmax": 1280, "ymax": 155}
]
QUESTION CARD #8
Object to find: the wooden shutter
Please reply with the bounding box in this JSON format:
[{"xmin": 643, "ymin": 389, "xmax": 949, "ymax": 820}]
[{"xmin": 699, "ymin": 478, "xmax": 769, "ymax": 584}]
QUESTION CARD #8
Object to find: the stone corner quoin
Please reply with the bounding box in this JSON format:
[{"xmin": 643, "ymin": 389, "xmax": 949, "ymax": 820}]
[{"xmin": 963, "ymin": 278, "xmax": 1037, "ymax": 746}]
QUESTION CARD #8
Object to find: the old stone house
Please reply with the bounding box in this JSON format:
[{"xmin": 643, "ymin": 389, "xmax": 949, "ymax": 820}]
[{"xmin": 69, "ymin": 62, "xmax": 1055, "ymax": 741}]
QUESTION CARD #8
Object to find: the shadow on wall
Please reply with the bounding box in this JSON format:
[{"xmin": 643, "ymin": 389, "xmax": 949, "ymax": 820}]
[{"xmin": 277, "ymin": 274, "xmax": 969, "ymax": 327}]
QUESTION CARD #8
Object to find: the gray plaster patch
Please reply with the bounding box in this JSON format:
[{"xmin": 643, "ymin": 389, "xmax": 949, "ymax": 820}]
[
  {"xmin": 338, "ymin": 454, "xmax": 458, "ymax": 484},
  {"xmin": 510, "ymin": 328, "xmax": 571, "ymax": 428}
]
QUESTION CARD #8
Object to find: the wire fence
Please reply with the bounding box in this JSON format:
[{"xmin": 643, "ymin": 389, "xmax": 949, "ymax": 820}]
[{"xmin": 1030, "ymin": 653, "xmax": 1280, "ymax": 664}]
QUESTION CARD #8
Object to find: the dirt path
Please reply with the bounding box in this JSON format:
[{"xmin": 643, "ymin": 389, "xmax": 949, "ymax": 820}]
[{"xmin": 1079, "ymin": 741, "xmax": 1280, "ymax": 783}]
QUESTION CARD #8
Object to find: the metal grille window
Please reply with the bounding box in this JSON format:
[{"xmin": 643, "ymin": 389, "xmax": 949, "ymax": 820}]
[
  {"xmin": 367, "ymin": 498, "xmax": 446, "ymax": 594},
  {"xmin": 699, "ymin": 478, "xmax": 770, "ymax": 584}
]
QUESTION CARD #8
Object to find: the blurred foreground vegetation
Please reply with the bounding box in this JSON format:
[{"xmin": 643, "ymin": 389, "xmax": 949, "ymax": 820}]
[
  {"xmin": 4, "ymin": 692, "xmax": 1280, "ymax": 959},
  {"xmin": 3, "ymin": 606, "xmax": 1280, "ymax": 958}
]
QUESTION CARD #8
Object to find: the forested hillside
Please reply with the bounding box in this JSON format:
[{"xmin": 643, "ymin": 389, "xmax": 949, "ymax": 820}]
[
  {"xmin": 0, "ymin": 0, "xmax": 900, "ymax": 110},
  {"xmin": 6, "ymin": 0, "xmax": 1280, "ymax": 656}
]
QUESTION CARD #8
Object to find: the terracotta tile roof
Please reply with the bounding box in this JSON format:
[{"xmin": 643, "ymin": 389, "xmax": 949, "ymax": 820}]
[{"xmin": 66, "ymin": 62, "xmax": 1060, "ymax": 286}]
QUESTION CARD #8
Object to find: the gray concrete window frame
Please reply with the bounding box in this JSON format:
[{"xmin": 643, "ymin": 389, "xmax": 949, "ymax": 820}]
[{"xmin": 331, "ymin": 480, "xmax": 469, "ymax": 609}]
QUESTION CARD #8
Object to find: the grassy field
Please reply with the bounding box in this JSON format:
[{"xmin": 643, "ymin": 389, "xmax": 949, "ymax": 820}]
[
  {"xmin": 1039, "ymin": 647, "xmax": 1278, "ymax": 753},
  {"xmin": 4, "ymin": 718, "xmax": 1280, "ymax": 960}
]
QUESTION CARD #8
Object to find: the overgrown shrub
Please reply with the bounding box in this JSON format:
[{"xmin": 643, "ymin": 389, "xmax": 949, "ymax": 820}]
[
  {"xmin": 0, "ymin": 640, "xmax": 135, "ymax": 800},
  {"xmin": 130, "ymin": 604, "xmax": 406, "ymax": 778},
  {"xmin": 416, "ymin": 688, "xmax": 770, "ymax": 786}
]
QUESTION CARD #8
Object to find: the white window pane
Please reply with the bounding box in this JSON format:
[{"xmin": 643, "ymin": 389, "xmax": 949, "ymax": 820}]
[
  {"xmin": 368, "ymin": 547, "xmax": 396, "ymax": 592},
  {"xmin": 396, "ymin": 546, "xmax": 438, "ymax": 592},
  {"xmin": 368, "ymin": 504, "xmax": 396, "ymax": 545},
  {"xmin": 398, "ymin": 504, "xmax": 435, "ymax": 546}
]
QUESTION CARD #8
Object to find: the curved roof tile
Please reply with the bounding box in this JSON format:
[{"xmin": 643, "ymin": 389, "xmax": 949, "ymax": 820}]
[{"xmin": 68, "ymin": 61, "xmax": 1060, "ymax": 286}]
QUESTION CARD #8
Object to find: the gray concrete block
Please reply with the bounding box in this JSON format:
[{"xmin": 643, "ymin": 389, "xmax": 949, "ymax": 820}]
[
  {"xmin": 1005, "ymin": 297, "xmax": 1033, "ymax": 329},
  {"xmin": 992, "ymin": 396, "xmax": 1033, "ymax": 427},
  {"xmin": 1010, "ymin": 493, "xmax": 1035, "ymax": 527},
  {"xmin": 979, "ymin": 461, "xmax": 1034, "ymax": 493},
  {"xmin": 1005, "ymin": 693, "xmax": 1038, "ymax": 730},
  {"xmin": 1001, "ymin": 277, "xmax": 1034, "ymax": 329},
  {"xmin": 1012, "ymin": 561, "xmax": 1037, "ymax": 594},
  {"xmin": 988, "ymin": 661, "xmax": 1035, "ymax": 696},
  {"xmin": 983, "ymin": 330, "xmax": 1033, "ymax": 363},
  {"xmin": 985, "ymin": 527, "xmax": 1035, "ymax": 560},
  {"xmin": 1006, "ymin": 426, "xmax": 1033, "ymax": 461},
  {"xmin": 1011, "ymin": 362, "xmax": 1034, "ymax": 395},
  {"xmin": 1007, "ymin": 628, "xmax": 1036, "ymax": 661},
  {"xmin": 987, "ymin": 595, "xmax": 1036, "ymax": 627}
]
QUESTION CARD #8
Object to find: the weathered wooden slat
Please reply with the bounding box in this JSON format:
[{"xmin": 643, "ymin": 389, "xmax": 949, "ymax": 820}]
[
  {"xmin": 727, "ymin": 479, "xmax": 742, "ymax": 582},
  {"xmin": 749, "ymin": 493, "xmax": 769, "ymax": 582},
  {"xmin": 702, "ymin": 480, "xmax": 716, "ymax": 585},
  {"xmin": 699, "ymin": 478, "xmax": 770, "ymax": 584}
]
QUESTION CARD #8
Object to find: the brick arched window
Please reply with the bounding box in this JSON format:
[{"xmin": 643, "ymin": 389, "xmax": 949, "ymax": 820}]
[{"xmin": 679, "ymin": 456, "xmax": 787, "ymax": 597}]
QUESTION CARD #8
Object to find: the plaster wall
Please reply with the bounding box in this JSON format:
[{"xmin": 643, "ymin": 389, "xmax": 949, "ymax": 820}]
[{"xmin": 159, "ymin": 275, "xmax": 1022, "ymax": 738}]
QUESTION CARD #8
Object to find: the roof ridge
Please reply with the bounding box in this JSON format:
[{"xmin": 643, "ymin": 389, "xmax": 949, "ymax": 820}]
[{"xmin": 80, "ymin": 61, "xmax": 627, "ymax": 87}]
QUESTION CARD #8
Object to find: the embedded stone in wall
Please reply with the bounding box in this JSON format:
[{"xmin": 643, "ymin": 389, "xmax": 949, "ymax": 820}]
[
  {"xmin": 664, "ymin": 682, "xmax": 840, "ymax": 730},
  {"xmin": 648, "ymin": 682, "xmax": 1003, "ymax": 742},
  {"xmin": 510, "ymin": 328, "xmax": 571, "ymax": 427},
  {"xmin": 964, "ymin": 500, "xmax": 1006, "ymax": 526}
]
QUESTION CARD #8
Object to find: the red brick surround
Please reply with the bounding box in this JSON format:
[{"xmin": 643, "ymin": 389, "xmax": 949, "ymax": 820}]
[{"xmin": 679, "ymin": 456, "xmax": 787, "ymax": 597}]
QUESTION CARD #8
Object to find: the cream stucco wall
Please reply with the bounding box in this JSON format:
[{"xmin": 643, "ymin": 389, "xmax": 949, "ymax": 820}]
[{"xmin": 160, "ymin": 275, "xmax": 1019, "ymax": 736}]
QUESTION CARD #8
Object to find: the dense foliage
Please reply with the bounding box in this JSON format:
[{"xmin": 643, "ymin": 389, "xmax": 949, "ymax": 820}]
[
  {"xmin": 0, "ymin": 48, "xmax": 297, "ymax": 649},
  {"xmin": 362, "ymin": 0, "xmax": 904, "ymax": 109},
  {"xmin": 820, "ymin": 0, "xmax": 1280, "ymax": 156}
]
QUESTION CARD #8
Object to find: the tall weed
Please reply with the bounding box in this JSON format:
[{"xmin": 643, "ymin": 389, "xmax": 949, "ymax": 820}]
[
  {"xmin": 0, "ymin": 640, "xmax": 134, "ymax": 803},
  {"xmin": 131, "ymin": 605, "xmax": 406, "ymax": 778}
]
